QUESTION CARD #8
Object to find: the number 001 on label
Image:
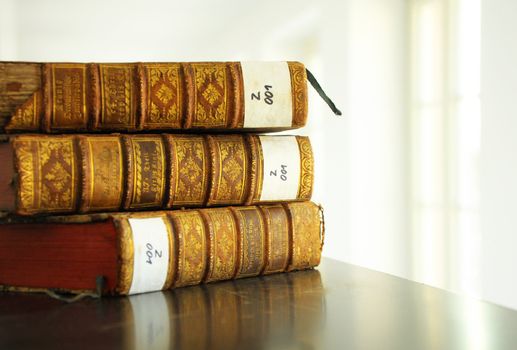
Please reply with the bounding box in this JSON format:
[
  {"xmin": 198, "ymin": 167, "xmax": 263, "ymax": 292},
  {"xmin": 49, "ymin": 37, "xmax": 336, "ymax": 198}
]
[
  {"xmin": 259, "ymin": 136, "xmax": 301, "ymax": 201},
  {"xmin": 128, "ymin": 217, "xmax": 170, "ymax": 295},
  {"xmin": 242, "ymin": 62, "xmax": 293, "ymax": 128}
]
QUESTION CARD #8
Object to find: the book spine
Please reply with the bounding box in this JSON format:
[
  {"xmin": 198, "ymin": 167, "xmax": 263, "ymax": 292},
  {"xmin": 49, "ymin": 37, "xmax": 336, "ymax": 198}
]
[
  {"xmin": 115, "ymin": 201, "xmax": 324, "ymax": 295},
  {"xmin": 0, "ymin": 62, "xmax": 42, "ymax": 130},
  {"xmin": 4, "ymin": 62, "xmax": 308, "ymax": 132},
  {"xmin": 11, "ymin": 134, "xmax": 313, "ymax": 215}
]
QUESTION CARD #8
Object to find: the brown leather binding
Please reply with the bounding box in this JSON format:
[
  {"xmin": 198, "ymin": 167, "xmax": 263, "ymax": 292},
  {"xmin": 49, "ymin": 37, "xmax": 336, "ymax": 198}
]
[
  {"xmin": 5, "ymin": 134, "xmax": 313, "ymax": 215},
  {"xmin": 0, "ymin": 202, "xmax": 322, "ymax": 295},
  {"xmin": 2, "ymin": 61, "xmax": 308, "ymax": 133},
  {"xmin": 0, "ymin": 62, "xmax": 42, "ymax": 130}
]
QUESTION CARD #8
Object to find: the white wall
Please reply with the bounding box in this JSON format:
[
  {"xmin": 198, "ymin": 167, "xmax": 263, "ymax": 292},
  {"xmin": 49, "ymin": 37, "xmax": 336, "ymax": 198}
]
[
  {"xmin": 480, "ymin": 0, "xmax": 517, "ymax": 310},
  {"xmin": 324, "ymin": 1, "xmax": 410, "ymax": 276}
]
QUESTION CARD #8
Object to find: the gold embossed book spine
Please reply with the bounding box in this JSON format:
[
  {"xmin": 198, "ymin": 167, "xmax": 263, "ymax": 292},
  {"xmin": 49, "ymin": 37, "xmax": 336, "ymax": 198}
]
[
  {"xmin": 0, "ymin": 134, "xmax": 313, "ymax": 216},
  {"xmin": 0, "ymin": 61, "xmax": 308, "ymax": 133},
  {"xmin": 0, "ymin": 202, "xmax": 324, "ymax": 295}
]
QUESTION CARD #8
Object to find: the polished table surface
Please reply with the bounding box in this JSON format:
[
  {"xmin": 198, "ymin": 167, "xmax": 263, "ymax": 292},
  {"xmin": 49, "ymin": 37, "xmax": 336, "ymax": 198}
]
[{"xmin": 1, "ymin": 258, "xmax": 516, "ymax": 349}]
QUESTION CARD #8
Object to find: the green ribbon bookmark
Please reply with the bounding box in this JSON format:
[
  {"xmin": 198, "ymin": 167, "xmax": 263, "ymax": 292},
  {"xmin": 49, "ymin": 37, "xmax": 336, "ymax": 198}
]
[{"xmin": 306, "ymin": 69, "xmax": 342, "ymax": 116}]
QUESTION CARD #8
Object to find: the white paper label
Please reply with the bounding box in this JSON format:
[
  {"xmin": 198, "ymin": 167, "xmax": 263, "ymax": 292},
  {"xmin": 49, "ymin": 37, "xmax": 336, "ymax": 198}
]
[
  {"xmin": 242, "ymin": 62, "xmax": 293, "ymax": 128},
  {"xmin": 130, "ymin": 292, "xmax": 171, "ymax": 350},
  {"xmin": 259, "ymin": 136, "xmax": 301, "ymax": 201},
  {"xmin": 129, "ymin": 217, "xmax": 170, "ymax": 295}
]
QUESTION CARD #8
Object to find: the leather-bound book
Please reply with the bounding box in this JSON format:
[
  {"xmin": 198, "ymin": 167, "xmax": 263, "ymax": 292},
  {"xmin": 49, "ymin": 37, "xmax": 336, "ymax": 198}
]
[
  {"xmin": 0, "ymin": 134, "xmax": 313, "ymax": 216},
  {"xmin": 0, "ymin": 61, "xmax": 308, "ymax": 133},
  {"xmin": 0, "ymin": 202, "xmax": 324, "ymax": 295}
]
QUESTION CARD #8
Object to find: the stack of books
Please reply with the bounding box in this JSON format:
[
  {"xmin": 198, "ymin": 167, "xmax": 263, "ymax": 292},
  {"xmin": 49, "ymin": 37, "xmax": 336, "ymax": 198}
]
[{"xmin": 0, "ymin": 61, "xmax": 328, "ymax": 296}]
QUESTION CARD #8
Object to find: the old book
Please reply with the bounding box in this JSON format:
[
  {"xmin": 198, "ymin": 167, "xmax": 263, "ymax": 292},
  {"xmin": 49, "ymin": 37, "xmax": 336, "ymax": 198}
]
[
  {"xmin": 0, "ymin": 61, "xmax": 308, "ymax": 133},
  {"xmin": 0, "ymin": 134, "xmax": 313, "ymax": 216},
  {"xmin": 0, "ymin": 201, "xmax": 324, "ymax": 295}
]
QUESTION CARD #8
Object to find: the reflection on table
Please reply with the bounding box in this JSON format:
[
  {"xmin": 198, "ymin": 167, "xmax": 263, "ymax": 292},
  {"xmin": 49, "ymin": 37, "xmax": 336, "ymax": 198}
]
[
  {"xmin": 4, "ymin": 258, "xmax": 517, "ymax": 349},
  {"xmin": 0, "ymin": 269, "xmax": 325, "ymax": 350}
]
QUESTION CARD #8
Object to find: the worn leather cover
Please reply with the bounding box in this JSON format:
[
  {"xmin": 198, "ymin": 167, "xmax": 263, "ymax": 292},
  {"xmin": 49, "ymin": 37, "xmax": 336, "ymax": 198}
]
[
  {"xmin": 115, "ymin": 201, "xmax": 324, "ymax": 294},
  {"xmin": 1, "ymin": 62, "xmax": 307, "ymax": 133},
  {"xmin": 0, "ymin": 202, "xmax": 323, "ymax": 296},
  {"xmin": 4, "ymin": 134, "xmax": 313, "ymax": 215}
]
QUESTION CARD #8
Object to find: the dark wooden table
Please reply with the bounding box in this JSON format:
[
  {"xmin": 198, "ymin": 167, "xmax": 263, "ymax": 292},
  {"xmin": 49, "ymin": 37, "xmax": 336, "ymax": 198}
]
[{"xmin": 0, "ymin": 258, "xmax": 516, "ymax": 349}]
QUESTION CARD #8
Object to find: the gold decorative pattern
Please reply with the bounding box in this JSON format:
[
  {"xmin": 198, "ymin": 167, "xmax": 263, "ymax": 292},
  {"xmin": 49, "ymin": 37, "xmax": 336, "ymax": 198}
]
[
  {"xmin": 172, "ymin": 136, "xmax": 207, "ymax": 206},
  {"xmin": 144, "ymin": 64, "xmax": 182, "ymax": 128},
  {"xmin": 191, "ymin": 63, "xmax": 228, "ymax": 127},
  {"xmin": 254, "ymin": 135, "xmax": 264, "ymax": 203},
  {"xmin": 287, "ymin": 62, "xmax": 308, "ymax": 128},
  {"xmin": 3, "ymin": 61, "xmax": 310, "ymax": 133},
  {"xmin": 14, "ymin": 137, "xmax": 76, "ymax": 214},
  {"xmin": 13, "ymin": 140, "xmax": 35, "ymax": 212},
  {"xmin": 6, "ymin": 92, "xmax": 41, "ymax": 131},
  {"xmin": 50, "ymin": 202, "xmax": 318, "ymax": 286},
  {"xmin": 163, "ymin": 215, "xmax": 177, "ymax": 290},
  {"xmin": 234, "ymin": 207, "xmax": 265, "ymax": 278},
  {"xmin": 172, "ymin": 211, "xmax": 207, "ymax": 287},
  {"xmin": 246, "ymin": 135, "xmax": 262, "ymax": 204},
  {"xmin": 83, "ymin": 136, "xmax": 123, "ymax": 211},
  {"xmin": 210, "ymin": 136, "xmax": 247, "ymax": 204},
  {"xmin": 129, "ymin": 137, "xmax": 166, "ymax": 208},
  {"xmin": 205, "ymin": 208, "xmax": 238, "ymax": 282},
  {"xmin": 117, "ymin": 218, "xmax": 134, "ymax": 295},
  {"xmin": 99, "ymin": 64, "xmax": 134, "ymax": 128},
  {"xmin": 50, "ymin": 64, "xmax": 87, "ymax": 130},
  {"xmin": 228, "ymin": 63, "xmax": 243, "ymax": 128},
  {"xmin": 261, "ymin": 205, "xmax": 289, "ymax": 274},
  {"xmin": 4, "ymin": 61, "xmax": 309, "ymax": 133},
  {"xmin": 287, "ymin": 202, "xmax": 322, "ymax": 270},
  {"xmin": 296, "ymin": 136, "xmax": 314, "ymax": 200}
]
